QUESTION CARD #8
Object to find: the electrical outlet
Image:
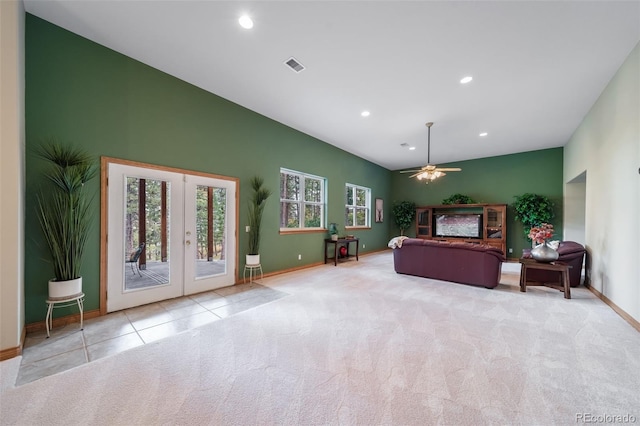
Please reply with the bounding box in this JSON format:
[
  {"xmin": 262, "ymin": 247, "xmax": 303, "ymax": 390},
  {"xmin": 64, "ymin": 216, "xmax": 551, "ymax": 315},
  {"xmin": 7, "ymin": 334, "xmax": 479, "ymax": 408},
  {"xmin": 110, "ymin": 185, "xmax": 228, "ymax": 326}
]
[
  {"xmin": 508, "ymin": 248, "xmax": 513, "ymax": 253},
  {"xmin": 245, "ymin": 226, "xmax": 250, "ymax": 232},
  {"xmin": 298, "ymin": 254, "xmax": 302, "ymax": 260},
  {"xmin": 362, "ymin": 244, "xmax": 366, "ymax": 249}
]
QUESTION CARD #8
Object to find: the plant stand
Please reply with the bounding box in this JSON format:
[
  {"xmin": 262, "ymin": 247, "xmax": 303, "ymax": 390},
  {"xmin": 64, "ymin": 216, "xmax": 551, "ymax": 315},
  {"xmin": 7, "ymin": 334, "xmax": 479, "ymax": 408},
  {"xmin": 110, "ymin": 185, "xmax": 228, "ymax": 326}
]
[
  {"xmin": 45, "ymin": 292, "xmax": 85, "ymax": 337},
  {"xmin": 243, "ymin": 264, "xmax": 263, "ymax": 284}
]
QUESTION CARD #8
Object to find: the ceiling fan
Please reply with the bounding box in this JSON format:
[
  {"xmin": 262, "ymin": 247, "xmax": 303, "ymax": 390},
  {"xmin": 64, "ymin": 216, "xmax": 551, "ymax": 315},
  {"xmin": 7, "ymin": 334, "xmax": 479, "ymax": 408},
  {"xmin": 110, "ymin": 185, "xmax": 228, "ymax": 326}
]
[{"xmin": 399, "ymin": 122, "xmax": 461, "ymax": 183}]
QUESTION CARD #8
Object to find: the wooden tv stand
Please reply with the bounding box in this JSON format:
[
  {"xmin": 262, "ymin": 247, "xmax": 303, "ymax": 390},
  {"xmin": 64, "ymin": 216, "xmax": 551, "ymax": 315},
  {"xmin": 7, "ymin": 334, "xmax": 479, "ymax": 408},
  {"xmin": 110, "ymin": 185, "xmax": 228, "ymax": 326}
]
[{"xmin": 415, "ymin": 203, "xmax": 507, "ymax": 254}]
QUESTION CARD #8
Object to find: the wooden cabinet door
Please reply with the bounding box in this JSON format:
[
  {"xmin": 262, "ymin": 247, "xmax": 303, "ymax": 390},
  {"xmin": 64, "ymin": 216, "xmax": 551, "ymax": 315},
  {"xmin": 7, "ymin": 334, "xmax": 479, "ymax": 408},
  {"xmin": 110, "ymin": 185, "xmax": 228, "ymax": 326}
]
[{"xmin": 416, "ymin": 208, "xmax": 432, "ymax": 238}]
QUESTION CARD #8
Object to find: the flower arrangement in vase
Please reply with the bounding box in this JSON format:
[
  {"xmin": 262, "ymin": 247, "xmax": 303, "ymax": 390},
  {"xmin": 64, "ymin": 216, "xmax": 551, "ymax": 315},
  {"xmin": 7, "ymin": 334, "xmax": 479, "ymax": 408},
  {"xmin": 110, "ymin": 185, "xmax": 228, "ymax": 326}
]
[
  {"xmin": 528, "ymin": 223, "xmax": 554, "ymax": 244},
  {"xmin": 528, "ymin": 223, "xmax": 558, "ymax": 262}
]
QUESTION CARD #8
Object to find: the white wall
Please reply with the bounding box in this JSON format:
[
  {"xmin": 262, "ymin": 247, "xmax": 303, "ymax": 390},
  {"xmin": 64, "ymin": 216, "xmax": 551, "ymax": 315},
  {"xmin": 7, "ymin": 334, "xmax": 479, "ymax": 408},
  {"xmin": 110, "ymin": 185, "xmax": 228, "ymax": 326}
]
[
  {"xmin": 564, "ymin": 172, "xmax": 586, "ymax": 245},
  {"xmin": 0, "ymin": 0, "xmax": 25, "ymax": 354},
  {"xmin": 564, "ymin": 42, "xmax": 640, "ymax": 322}
]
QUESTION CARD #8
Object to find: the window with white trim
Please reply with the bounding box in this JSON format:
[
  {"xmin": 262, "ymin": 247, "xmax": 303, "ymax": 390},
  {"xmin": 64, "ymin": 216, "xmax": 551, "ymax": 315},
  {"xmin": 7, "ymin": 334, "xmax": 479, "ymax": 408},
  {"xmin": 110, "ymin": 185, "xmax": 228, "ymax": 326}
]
[
  {"xmin": 280, "ymin": 169, "xmax": 326, "ymax": 230},
  {"xmin": 345, "ymin": 183, "xmax": 371, "ymax": 227}
]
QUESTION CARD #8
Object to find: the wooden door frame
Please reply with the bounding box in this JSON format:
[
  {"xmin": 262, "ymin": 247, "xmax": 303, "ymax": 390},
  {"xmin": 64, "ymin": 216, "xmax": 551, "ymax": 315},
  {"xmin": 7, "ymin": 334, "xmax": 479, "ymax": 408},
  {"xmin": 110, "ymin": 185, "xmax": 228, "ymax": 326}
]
[{"xmin": 99, "ymin": 157, "xmax": 240, "ymax": 315}]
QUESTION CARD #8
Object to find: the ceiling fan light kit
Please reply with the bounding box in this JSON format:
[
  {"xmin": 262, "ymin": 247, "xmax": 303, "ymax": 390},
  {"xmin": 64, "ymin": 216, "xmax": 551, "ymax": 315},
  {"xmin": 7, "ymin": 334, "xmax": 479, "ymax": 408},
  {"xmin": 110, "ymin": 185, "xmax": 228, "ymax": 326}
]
[{"xmin": 400, "ymin": 122, "xmax": 462, "ymax": 184}]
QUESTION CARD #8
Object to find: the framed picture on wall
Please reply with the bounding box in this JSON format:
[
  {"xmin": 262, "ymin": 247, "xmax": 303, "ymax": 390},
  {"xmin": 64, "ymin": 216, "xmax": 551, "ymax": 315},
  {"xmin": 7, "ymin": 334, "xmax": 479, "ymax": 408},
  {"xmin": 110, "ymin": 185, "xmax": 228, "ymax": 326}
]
[{"xmin": 375, "ymin": 198, "xmax": 383, "ymax": 223}]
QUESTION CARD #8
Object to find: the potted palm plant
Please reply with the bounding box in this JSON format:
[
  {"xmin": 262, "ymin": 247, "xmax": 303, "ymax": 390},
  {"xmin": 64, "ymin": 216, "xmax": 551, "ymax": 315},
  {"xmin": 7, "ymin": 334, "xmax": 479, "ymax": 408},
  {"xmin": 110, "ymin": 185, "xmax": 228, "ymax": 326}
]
[
  {"xmin": 246, "ymin": 176, "xmax": 271, "ymax": 266},
  {"xmin": 36, "ymin": 141, "xmax": 97, "ymax": 298}
]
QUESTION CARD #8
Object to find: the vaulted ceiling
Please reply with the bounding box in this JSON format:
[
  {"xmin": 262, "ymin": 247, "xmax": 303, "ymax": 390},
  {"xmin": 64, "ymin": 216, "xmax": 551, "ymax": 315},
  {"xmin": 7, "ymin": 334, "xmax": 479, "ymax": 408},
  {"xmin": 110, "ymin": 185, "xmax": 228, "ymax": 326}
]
[{"xmin": 24, "ymin": 1, "xmax": 640, "ymax": 170}]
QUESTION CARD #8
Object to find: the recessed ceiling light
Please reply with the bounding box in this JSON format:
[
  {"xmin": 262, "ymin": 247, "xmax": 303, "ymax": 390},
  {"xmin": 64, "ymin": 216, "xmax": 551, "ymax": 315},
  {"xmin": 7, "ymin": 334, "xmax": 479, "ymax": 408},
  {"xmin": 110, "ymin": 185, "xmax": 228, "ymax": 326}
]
[
  {"xmin": 479, "ymin": 132, "xmax": 488, "ymax": 137},
  {"xmin": 361, "ymin": 111, "xmax": 370, "ymax": 117},
  {"xmin": 239, "ymin": 15, "xmax": 253, "ymax": 29},
  {"xmin": 409, "ymin": 147, "xmax": 416, "ymax": 151},
  {"xmin": 460, "ymin": 76, "xmax": 473, "ymax": 84}
]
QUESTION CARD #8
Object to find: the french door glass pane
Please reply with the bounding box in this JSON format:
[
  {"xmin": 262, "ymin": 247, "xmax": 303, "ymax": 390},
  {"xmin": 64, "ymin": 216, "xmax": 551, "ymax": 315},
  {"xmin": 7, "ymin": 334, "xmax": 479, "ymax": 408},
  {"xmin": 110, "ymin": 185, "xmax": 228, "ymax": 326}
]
[
  {"xmin": 124, "ymin": 177, "xmax": 170, "ymax": 291},
  {"xmin": 195, "ymin": 185, "xmax": 227, "ymax": 278}
]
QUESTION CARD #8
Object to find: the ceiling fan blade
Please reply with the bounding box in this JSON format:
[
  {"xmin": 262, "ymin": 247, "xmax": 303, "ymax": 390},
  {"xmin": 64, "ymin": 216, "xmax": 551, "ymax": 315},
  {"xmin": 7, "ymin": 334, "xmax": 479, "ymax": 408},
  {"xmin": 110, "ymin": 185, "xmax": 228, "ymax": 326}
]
[
  {"xmin": 435, "ymin": 168, "xmax": 462, "ymax": 172},
  {"xmin": 399, "ymin": 169, "xmax": 422, "ymax": 174},
  {"xmin": 407, "ymin": 172, "xmax": 422, "ymax": 178}
]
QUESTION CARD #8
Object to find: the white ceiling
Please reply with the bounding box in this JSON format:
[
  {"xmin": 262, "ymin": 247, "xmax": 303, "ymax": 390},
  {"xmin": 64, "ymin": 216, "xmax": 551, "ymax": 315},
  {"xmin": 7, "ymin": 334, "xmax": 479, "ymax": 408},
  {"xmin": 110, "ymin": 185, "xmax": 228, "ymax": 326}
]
[{"xmin": 24, "ymin": 1, "xmax": 640, "ymax": 171}]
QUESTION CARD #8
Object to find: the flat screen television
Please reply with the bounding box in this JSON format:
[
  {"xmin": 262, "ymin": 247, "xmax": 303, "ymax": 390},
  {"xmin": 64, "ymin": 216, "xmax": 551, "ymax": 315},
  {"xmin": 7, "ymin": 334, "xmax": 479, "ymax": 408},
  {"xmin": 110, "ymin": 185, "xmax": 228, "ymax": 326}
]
[{"xmin": 435, "ymin": 214, "xmax": 482, "ymax": 238}]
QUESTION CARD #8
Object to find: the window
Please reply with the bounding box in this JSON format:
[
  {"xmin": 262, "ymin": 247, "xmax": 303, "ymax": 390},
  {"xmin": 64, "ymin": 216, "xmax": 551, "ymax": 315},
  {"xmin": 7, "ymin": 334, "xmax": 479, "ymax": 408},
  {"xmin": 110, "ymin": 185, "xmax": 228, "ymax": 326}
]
[
  {"xmin": 345, "ymin": 183, "xmax": 371, "ymax": 227},
  {"xmin": 280, "ymin": 169, "xmax": 326, "ymax": 230}
]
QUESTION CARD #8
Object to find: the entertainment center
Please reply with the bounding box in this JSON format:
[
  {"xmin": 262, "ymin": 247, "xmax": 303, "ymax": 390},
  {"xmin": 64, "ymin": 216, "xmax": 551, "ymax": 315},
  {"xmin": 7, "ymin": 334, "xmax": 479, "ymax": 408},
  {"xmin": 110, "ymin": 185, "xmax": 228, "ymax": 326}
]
[{"xmin": 415, "ymin": 204, "xmax": 507, "ymax": 254}]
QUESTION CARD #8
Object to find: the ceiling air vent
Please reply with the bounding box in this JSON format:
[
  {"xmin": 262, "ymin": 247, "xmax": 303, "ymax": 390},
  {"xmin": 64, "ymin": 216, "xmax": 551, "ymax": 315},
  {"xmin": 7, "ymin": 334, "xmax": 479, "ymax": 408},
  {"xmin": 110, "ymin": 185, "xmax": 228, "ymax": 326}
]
[{"xmin": 284, "ymin": 57, "xmax": 305, "ymax": 73}]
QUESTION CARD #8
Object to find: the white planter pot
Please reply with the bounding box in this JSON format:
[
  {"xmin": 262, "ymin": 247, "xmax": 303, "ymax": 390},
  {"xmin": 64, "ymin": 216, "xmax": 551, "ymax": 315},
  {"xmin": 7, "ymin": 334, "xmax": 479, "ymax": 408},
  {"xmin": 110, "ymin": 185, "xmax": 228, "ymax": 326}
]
[
  {"xmin": 331, "ymin": 234, "xmax": 338, "ymax": 241},
  {"xmin": 48, "ymin": 277, "xmax": 82, "ymax": 299},
  {"xmin": 246, "ymin": 254, "xmax": 260, "ymax": 266}
]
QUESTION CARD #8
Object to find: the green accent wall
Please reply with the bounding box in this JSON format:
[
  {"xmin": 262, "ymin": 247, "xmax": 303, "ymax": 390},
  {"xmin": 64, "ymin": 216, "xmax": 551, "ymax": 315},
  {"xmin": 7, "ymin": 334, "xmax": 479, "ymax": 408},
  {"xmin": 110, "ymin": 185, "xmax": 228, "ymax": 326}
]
[
  {"xmin": 390, "ymin": 147, "xmax": 564, "ymax": 259},
  {"xmin": 24, "ymin": 14, "xmax": 564, "ymax": 324},
  {"xmin": 25, "ymin": 15, "xmax": 392, "ymax": 323}
]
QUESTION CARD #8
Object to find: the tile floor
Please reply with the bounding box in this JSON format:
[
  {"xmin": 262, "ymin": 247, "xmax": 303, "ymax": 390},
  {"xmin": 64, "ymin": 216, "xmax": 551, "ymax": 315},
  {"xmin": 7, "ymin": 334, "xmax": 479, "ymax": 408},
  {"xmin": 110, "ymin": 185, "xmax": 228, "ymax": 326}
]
[{"xmin": 16, "ymin": 281, "xmax": 287, "ymax": 386}]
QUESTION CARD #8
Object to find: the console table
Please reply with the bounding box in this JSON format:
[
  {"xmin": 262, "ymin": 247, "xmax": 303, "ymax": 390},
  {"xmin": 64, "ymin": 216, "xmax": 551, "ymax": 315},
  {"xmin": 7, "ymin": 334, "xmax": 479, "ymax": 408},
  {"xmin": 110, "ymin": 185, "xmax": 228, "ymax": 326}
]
[
  {"xmin": 324, "ymin": 238, "xmax": 359, "ymax": 266},
  {"xmin": 519, "ymin": 258, "xmax": 571, "ymax": 299}
]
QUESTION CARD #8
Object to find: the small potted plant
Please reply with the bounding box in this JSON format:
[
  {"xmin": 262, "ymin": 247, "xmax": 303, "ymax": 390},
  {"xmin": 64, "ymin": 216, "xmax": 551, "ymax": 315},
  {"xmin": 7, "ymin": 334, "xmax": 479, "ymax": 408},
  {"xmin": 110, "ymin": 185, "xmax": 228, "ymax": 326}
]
[
  {"xmin": 246, "ymin": 176, "xmax": 271, "ymax": 266},
  {"xmin": 36, "ymin": 141, "xmax": 97, "ymax": 298},
  {"xmin": 328, "ymin": 223, "xmax": 339, "ymax": 241}
]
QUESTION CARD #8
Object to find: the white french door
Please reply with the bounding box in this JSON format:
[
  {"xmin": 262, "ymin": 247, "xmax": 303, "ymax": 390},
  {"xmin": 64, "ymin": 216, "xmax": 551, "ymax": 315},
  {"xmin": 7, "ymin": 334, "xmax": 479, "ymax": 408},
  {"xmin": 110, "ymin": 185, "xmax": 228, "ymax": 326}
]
[
  {"xmin": 183, "ymin": 174, "xmax": 236, "ymax": 295},
  {"xmin": 107, "ymin": 163, "xmax": 236, "ymax": 312}
]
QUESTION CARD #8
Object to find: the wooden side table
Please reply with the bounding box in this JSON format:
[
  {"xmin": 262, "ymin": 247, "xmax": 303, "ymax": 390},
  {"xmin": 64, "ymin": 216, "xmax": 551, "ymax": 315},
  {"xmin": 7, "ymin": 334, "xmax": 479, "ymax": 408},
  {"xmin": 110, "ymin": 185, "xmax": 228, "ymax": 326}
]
[
  {"xmin": 519, "ymin": 258, "xmax": 571, "ymax": 299},
  {"xmin": 324, "ymin": 238, "xmax": 359, "ymax": 266}
]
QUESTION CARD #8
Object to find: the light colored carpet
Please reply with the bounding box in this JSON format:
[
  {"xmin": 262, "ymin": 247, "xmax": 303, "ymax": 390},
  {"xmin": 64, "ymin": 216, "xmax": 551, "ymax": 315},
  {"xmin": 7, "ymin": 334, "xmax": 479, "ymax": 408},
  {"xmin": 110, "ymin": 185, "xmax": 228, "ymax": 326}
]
[{"xmin": 1, "ymin": 252, "xmax": 639, "ymax": 425}]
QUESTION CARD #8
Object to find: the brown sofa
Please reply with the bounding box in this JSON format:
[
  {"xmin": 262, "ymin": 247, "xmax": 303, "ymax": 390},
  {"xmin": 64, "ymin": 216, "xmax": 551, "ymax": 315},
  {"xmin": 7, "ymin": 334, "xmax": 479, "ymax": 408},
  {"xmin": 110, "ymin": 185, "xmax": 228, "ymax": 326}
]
[
  {"xmin": 393, "ymin": 238, "xmax": 506, "ymax": 289},
  {"xmin": 521, "ymin": 241, "xmax": 586, "ymax": 287}
]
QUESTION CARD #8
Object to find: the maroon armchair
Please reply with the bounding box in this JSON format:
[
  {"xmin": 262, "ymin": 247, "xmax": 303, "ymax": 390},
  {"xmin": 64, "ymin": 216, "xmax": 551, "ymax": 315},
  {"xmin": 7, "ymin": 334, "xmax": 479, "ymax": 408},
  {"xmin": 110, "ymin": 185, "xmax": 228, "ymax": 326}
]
[{"xmin": 522, "ymin": 241, "xmax": 585, "ymax": 287}]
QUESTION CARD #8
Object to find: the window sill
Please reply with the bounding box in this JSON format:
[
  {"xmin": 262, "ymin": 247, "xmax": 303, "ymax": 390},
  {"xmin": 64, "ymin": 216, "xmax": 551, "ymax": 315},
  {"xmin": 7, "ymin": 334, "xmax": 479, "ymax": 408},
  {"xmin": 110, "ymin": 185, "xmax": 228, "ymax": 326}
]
[
  {"xmin": 279, "ymin": 228, "xmax": 327, "ymax": 235},
  {"xmin": 345, "ymin": 226, "xmax": 371, "ymax": 230}
]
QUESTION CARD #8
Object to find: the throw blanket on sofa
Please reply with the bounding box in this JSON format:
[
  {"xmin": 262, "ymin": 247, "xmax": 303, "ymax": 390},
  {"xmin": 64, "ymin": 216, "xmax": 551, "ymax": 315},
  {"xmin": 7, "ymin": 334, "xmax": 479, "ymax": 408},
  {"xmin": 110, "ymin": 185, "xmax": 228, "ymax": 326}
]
[{"xmin": 388, "ymin": 236, "xmax": 409, "ymax": 249}]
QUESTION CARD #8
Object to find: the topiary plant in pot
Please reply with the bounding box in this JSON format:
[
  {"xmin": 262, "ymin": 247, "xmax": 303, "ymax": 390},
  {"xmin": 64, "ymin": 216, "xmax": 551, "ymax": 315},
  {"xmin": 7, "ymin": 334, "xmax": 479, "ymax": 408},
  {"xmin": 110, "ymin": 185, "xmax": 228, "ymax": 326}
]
[
  {"xmin": 512, "ymin": 193, "xmax": 554, "ymax": 240},
  {"xmin": 392, "ymin": 201, "xmax": 416, "ymax": 236},
  {"xmin": 246, "ymin": 176, "xmax": 272, "ymax": 265},
  {"xmin": 36, "ymin": 141, "xmax": 97, "ymax": 298}
]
